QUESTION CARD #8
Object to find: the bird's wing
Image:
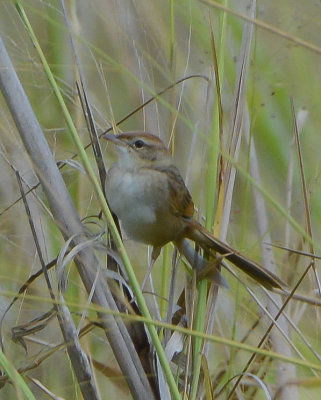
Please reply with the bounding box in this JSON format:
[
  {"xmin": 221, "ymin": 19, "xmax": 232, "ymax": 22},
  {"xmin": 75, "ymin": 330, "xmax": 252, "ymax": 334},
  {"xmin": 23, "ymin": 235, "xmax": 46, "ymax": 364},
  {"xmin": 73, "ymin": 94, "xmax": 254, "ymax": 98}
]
[{"xmin": 154, "ymin": 164, "xmax": 194, "ymax": 218}]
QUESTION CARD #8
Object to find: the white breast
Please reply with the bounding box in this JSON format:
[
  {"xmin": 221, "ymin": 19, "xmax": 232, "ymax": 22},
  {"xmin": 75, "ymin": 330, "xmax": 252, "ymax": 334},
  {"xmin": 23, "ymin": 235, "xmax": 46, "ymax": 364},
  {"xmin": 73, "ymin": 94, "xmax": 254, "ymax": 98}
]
[
  {"xmin": 105, "ymin": 164, "xmax": 174, "ymax": 246},
  {"xmin": 108, "ymin": 170, "xmax": 157, "ymax": 222}
]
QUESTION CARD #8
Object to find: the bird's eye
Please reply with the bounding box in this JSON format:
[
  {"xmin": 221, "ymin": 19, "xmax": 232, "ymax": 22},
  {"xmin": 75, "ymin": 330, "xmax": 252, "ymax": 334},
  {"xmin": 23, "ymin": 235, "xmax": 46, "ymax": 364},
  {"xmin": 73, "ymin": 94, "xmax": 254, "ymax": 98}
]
[{"xmin": 133, "ymin": 139, "xmax": 145, "ymax": 148}]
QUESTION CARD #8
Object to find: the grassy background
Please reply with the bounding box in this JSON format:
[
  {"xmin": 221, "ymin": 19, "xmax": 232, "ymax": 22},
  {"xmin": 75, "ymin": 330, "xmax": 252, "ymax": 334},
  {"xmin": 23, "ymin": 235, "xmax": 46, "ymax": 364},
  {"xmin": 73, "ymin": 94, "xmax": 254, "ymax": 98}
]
[{"xmin": 0, "ymin": 0, "xmax": 321, "ymax": 399}]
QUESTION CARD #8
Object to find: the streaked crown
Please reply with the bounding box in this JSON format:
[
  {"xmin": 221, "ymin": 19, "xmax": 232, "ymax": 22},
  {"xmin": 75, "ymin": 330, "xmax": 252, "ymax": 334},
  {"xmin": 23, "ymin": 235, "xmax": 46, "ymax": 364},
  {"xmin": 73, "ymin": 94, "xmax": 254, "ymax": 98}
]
[{"xmin": 104, "ymin": 132, "xmax": 171, "ymax": 163}]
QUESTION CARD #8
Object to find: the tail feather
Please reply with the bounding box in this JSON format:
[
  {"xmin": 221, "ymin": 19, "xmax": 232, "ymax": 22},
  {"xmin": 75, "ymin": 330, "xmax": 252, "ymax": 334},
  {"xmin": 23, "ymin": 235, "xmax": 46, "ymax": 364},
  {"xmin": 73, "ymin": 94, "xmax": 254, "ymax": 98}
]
[{"xmin": 185, "ymin": 220, "xmax": 285, "ymax": 290}]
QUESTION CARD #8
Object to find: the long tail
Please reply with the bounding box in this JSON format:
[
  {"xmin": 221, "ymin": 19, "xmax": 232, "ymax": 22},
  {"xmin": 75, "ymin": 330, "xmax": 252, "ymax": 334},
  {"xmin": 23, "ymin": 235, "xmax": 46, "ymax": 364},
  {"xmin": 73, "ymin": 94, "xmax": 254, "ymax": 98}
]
[{"xmin": 184, "ymin": 220, "xmax": 285, "ymax": 290}]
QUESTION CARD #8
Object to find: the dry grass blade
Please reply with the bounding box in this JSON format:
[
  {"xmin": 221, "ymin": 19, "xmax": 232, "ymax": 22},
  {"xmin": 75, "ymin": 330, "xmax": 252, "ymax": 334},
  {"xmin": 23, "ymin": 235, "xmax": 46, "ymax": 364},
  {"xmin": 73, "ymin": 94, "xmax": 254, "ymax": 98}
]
[
  {"xmin": 208, "ymin": 14, "xmax": 223, "ymax": 139},
  {"xmin": 11, "ymin": 309, "xmax": 55, "ymax": 352},
  {"xmin": 291, "ymin": 97, "xmax": 321, "ymax": 294},
  {"xmin": 56, "ymin": 294, "xmax": 101, "ymax": 400},
  {"xmin": 201, "ymin": 354, "xmax": 214, "ymax": 400},
  {"xmin": 27, "ymin": 377, "xmax": 66, "ymax": 400},
  {"xmin": 268, "ymin": 244, "xmax": 321, "ymax": 261}
]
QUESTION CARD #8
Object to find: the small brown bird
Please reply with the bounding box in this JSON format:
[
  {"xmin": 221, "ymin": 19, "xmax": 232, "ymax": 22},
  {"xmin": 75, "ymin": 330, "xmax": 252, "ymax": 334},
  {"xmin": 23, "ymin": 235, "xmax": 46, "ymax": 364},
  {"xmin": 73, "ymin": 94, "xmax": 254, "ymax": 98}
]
[{"xmin": 104, "ymin": 132, "xmax": 284, "ymax": 290}]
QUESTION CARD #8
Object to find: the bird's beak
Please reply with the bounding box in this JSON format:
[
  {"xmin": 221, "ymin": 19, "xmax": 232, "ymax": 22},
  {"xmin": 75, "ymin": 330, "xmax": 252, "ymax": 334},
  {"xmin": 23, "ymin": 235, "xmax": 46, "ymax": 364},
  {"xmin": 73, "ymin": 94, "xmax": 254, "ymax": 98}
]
[{"xmin": 103, "ymin": 133, "xmax": 126, "ymax": 148}]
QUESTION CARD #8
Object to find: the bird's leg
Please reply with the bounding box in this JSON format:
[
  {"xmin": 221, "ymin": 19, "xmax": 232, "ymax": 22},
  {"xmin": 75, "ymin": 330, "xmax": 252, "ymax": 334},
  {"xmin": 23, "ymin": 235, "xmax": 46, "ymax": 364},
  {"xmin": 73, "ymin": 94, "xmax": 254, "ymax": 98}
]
[
  {"xmin": 196, "ymin": 251, "xmax": 233, "ymax": 283},
  {"xmin": 175, "ymin": 239, "xmax": 229, "ymax": 287}
]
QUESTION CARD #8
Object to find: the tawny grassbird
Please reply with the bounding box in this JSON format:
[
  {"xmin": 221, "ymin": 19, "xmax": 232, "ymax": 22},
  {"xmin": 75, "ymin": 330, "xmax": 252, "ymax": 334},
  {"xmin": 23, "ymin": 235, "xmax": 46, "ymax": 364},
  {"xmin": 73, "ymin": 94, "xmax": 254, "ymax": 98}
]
[{"xmin": 104, "ymin": 132, "xmax": 284, "ymax": 290}]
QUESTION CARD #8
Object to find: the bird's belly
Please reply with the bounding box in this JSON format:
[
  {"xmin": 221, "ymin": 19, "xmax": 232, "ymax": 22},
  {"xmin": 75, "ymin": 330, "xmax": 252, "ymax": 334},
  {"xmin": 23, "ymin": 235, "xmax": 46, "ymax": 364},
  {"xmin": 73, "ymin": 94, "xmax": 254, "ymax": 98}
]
[{"xmin": 106, "ymin": 169, "xmax": 179, "ymax": 246}]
